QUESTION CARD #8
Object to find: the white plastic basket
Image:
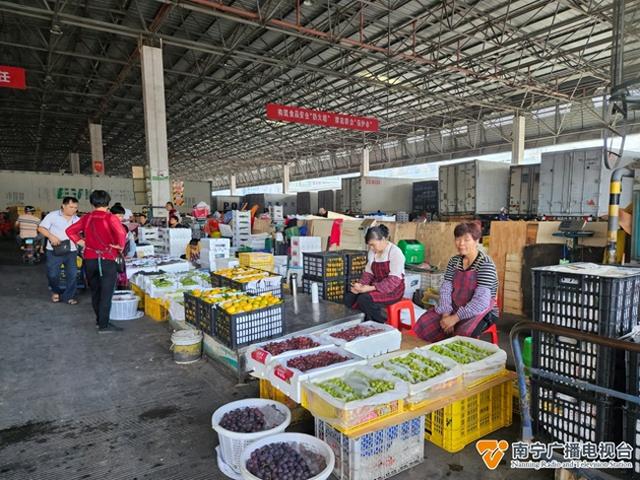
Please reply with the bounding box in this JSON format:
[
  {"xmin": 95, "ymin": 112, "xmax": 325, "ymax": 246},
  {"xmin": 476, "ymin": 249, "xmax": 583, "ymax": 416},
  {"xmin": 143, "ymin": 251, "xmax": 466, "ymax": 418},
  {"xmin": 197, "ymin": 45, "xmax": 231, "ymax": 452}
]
[
  {"xmin": 245, "ymin": 333, "xmax": 334, "ymax": 378},
  {"xmin": 320, "ymin": 321, "xmax": 402, "ymax": 359},
  {"xmin": 369, "ymin": 349, "xmax": 462, "ymax": 407},
  {"xmin": 239, "ymin": 433, "xmax": 335, "ymax": 480},
  {"xmin": 267, "ymin": 347, "xmax": 366, "ymax": 403},
  {"xmin": 110, "ymin": 291, "xmax": 142, "ymax": 321},
  {"xmin": 211, "ymin": 398, "xmax": 291, "ymax": 475},
  {"xmin": 420, "ymin": 336, "xmax": 506, "ymax": 386}
]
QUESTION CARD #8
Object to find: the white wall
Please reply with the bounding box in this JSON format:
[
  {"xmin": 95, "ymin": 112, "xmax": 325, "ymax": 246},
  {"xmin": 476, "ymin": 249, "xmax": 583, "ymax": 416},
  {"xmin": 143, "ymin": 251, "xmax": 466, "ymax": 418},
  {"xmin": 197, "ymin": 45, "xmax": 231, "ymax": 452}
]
[{"xmin": 0, "ymin": 170, "xmax": 211, "ymax": 214}]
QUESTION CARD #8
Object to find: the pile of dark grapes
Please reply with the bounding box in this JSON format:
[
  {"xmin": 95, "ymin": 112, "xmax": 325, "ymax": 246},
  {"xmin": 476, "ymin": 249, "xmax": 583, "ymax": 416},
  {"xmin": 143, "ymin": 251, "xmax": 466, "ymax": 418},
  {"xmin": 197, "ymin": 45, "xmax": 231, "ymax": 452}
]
[
  {"xmin": 219, "ymin": 406, "xmax": 266, "ymax": 433},
  {"xmin": 262, "ymin": 337, "xmax": 320, "ymax": 356},
  {"xmin": 286, "ymin": 351, "xmax": 349, "ymax": 372},
  {"xmin": 330, "ymin": 325, "xmax": 383, "ymax": 341},
  {"xmin": 246, "ymin": 442, "xmax": 324, "ymax": 480}
]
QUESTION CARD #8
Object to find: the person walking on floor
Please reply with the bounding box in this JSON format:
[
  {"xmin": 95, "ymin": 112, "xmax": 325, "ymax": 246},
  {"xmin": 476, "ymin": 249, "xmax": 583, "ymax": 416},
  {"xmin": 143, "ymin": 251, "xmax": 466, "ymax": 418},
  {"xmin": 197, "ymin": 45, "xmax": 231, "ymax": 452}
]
[
  {"xmin": 66, "ymin": 190, "xmax": 126, "ymax": 333},
  {"xmin": 38, "ymin": 197, "xmax": 80, "ymax": 304}
]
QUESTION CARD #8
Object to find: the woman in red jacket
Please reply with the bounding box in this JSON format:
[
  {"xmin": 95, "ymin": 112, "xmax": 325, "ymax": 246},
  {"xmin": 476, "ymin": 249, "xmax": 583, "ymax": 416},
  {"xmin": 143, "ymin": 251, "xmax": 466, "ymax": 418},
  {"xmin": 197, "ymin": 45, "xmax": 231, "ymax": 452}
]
[{"xmin": 67, "ymin": 190, "xmax": 126, "ymax": 333}]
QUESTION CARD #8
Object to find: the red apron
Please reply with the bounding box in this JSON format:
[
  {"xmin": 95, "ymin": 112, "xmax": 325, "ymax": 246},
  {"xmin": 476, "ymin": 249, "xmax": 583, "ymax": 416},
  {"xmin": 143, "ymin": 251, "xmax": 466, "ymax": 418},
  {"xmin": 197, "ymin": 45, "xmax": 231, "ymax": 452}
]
[
  {"xmin": 414, "ymin": 268, "xmax": 493, "ymax": 342},
  {"xmin": 366, "ymin": 255, "xmax": 404, "ymax": 304}
]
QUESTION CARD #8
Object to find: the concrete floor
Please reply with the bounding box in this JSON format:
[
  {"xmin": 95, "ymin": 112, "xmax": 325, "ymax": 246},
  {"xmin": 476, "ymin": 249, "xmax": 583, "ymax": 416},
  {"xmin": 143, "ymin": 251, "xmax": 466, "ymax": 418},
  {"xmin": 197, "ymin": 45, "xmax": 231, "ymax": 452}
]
[{"xmin": 0, "ymin": 238, "xmax": 552, "ymax": 480}]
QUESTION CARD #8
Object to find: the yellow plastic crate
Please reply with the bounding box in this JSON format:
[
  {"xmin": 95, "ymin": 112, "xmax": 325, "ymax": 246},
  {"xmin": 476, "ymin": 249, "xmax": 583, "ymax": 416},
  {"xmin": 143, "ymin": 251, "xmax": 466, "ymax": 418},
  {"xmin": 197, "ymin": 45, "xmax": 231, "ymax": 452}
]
[
  {"xmin": 131, "ymin": 284, "xmax": 145, "ymax": 309},
  {"xmin": 424, "ymin": 375, "xmax": 513, "ymax": 453},
  {"xmin": 259, "ymin": 379, "xmax": 311, "ymax": 425},
  {"xmin": 238, "ymin": 252, "xmax": 274, "ymax": 271},
  {"xmin": 144, "ymin": 295, "xmax": 168, "ymax": 322}
]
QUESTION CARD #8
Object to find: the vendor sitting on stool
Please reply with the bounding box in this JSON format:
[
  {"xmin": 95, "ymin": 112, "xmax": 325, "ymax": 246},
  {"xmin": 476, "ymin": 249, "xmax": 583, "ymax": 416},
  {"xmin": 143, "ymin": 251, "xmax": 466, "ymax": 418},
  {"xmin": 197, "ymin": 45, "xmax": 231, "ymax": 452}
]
[
  {"xmin": 414, "ymin": 222, "xmax": 498, "ymax": 341},
  {"xmin": 344, "ymin": 225, "xmax": 405, "ymax": 323}
]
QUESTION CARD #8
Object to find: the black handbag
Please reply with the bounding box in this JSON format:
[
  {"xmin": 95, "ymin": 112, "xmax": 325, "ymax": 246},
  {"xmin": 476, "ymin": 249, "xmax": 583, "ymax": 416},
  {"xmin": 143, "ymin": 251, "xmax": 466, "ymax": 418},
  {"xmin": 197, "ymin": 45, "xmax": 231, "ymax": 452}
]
[{"xmin": 52, "ymin": 239, "xmax": 71, "ymax": 256}]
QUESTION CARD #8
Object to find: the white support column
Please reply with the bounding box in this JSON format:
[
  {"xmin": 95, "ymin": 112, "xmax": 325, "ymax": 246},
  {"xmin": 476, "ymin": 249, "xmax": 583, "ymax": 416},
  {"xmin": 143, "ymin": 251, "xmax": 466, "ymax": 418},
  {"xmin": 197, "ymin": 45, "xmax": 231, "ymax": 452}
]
[
  {"xmin": 512, "ymin": 115, "xmax": 525, "ymax": 165},
  {"xmin": 140, "ymin": 44, "xmax": 170, "ymax": 217},
  {"xmin": 283, "ymin": 164, "xmax": 291, "ymax": 194},
  {"xmin": 69, "ymin": 152, "xmax": 80, "ymax": 174},
  {"xmin": 361, "ymin": 147, "xmax": 370, "ymax": 176},
  {"xmin": 230, "ymin": 174, "xmax": 237, "ymax": 196},
  {"xmin": 89, "ymin": 123, "xmax": 104, "ymax": 175}
]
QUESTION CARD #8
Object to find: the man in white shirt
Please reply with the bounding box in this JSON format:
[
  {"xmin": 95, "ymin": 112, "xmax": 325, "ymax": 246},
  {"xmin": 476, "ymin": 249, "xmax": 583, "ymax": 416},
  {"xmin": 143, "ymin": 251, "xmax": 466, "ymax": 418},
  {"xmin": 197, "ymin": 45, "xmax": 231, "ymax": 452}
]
[{"xmin": 38, "ymin": 197, "xmax": 80, "ymax": 304}]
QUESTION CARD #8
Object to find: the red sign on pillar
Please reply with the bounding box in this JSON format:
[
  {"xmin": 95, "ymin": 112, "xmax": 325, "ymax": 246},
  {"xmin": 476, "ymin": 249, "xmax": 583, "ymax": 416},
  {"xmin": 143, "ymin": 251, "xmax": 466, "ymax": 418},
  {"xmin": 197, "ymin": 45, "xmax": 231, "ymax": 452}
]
[
  {"xmin": 92, "ymin": 161, "xmax": 105, "ymax": 175},
  {"xmin": 0, "ymin": 66, "xmax": 27, "ymax": 90},
  {"xmin": 266, "ymin": 103, "xmax": 379, "ymax": 132}
]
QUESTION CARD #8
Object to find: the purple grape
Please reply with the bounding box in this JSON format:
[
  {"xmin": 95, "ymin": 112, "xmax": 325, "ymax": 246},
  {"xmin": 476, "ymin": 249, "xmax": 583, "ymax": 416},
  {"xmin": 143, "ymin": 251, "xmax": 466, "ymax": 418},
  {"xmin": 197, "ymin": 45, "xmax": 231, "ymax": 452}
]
[
  {"xmin": 219, "ymin": 406, "xmax": 266, "ymax": 433},
  {"xmin": 247, "ymin": 442, "xmax": 325, "ymax": 480}
]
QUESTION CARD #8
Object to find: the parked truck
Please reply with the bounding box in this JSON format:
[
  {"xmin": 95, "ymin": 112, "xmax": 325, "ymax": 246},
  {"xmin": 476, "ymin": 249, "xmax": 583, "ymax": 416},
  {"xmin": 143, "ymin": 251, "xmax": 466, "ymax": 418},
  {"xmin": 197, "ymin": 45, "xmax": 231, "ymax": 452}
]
[
  {"xmin": 509, "ymin": 164, "xmax": 540, "ymax": 216},
  {"xmin": 340, "ymin": 176, "xmax": 413, "ymax": 213}
]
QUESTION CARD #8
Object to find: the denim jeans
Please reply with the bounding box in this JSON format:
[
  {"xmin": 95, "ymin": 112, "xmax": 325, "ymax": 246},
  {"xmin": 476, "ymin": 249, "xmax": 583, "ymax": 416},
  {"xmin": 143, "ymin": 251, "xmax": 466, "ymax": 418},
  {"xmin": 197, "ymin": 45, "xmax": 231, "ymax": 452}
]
[{"xmin": 46, "ymin": 250, "xmax": 78, "ymax": 302}]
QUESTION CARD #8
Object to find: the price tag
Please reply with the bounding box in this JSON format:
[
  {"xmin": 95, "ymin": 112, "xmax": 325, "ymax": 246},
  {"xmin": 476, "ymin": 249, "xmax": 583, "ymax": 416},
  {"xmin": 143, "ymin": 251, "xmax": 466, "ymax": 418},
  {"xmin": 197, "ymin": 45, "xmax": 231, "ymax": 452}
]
[
  {"xmin": 251, "ymin": 349, "xmax": 269, "ymax": 364},
  {"xmin": 274, "ymin": 365, "xmax": 294, "ymax": 382}
]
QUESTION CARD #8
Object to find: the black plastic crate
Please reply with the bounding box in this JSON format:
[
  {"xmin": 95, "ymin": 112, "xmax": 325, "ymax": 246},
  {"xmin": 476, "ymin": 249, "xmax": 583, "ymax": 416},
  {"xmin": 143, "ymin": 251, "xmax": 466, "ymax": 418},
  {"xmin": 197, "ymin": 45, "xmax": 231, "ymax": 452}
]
[
  {"xmin": 198, "ymin": 300, "xmax": 217, "ymax": 336},
  {"xmin": 624, "ymin": 405, "xmax": 640, "ymax": 478},
  {"xmin": 214, "ymin": 303, "xmax": 284, "ymax": 349},
  {"xmin": 532, "ymin": 331, "xmax": 618, "ymax": 389},
  {"xmin": 628, "ymin": 350, "xmax": 640, "ymax": 397},
  {"xmin": 302, "ymin": 276, "xmax": 346, "ymax": 303},
  {"xmin": 532, "ymin": 267, "xmax": 640, "ymax": 338},
  {"xmin": 183, "ymin": 292, "xmax": 199, "ymax": 328},
  {"xmin": 302, "ymin": 251, "xmax": 345, "ymax": 281},
  {"xmin": 340, "ymin": 250, "xmax": 368, "ymax": 279},
  {"xmin": 211, "ymin": 271, "xmax": 283, "ymax": 298},
  {"xmin": 530, "ymin": 376, "xmax": 620, "ymax": 444}
]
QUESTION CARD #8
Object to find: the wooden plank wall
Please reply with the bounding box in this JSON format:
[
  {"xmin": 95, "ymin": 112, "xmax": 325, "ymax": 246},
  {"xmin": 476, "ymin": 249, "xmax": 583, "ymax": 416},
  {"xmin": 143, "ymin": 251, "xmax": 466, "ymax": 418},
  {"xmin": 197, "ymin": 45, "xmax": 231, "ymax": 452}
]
[
  {"xmin": 503, "ymin": 253, "xmax": 524, "ymax": 315},
  {"xmin": 488, "ymin": 221, "xmax": 530, "ymax": 309},
  {"xmin": 416, "ymin": 222, "xmax": 459, "ymax": 270}
]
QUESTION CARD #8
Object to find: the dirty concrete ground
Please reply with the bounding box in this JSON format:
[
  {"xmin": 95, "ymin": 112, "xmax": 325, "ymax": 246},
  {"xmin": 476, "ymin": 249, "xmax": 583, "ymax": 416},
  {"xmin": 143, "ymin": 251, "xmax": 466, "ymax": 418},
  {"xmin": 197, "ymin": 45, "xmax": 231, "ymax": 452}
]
[{"xmin": 0, "ymin": 238, "xmax": 552, "ymax": 480}]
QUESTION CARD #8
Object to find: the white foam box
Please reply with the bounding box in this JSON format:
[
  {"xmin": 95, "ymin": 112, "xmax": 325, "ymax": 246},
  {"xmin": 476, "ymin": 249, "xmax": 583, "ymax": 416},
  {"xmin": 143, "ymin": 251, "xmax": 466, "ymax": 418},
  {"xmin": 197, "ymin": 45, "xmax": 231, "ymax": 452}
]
[
  {"xmin": 319, "ymin": 321, "xmax": 402, "ymax": 359},
  {"xmin": 267, "ymin": 347, "xmax": 366, "ymax": 403},
  {"xmin": 200, "ymin": 238, "xmax": 231, "ymax": 250},
  {"xmin": 138, "ymin": 227, "xmax": 159, "ymax": 243},
  {"xmin": 136, "ymin": 245, "xmax": 155, "ymax": 258},
  {"xmin": 245, "ymin": 333, "xmax": 334, "ymax": 378},
  {"xmin": 291, "ymin": 236, "xmax": 322, "ymax": 268}
]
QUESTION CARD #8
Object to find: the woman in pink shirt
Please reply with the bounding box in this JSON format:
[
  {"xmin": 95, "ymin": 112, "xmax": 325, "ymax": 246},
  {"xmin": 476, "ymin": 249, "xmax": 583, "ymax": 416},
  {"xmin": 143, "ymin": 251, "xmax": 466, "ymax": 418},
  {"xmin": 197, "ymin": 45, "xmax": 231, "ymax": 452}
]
[{"xmin": 67, "ymin": 190, "xmax": 126, "ymax": 333}]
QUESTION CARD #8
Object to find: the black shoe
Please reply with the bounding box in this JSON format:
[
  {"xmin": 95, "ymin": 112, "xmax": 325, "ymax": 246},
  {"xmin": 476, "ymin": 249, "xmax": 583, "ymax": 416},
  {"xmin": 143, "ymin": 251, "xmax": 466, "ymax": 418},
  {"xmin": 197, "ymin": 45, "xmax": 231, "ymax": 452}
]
[
  {"xmin": 108, "ymin": 322, "xmax": 124, "ymax": 331},
  {"xmin": 98, "ymin": 325, "xmax": 120, "ymax": 333}
]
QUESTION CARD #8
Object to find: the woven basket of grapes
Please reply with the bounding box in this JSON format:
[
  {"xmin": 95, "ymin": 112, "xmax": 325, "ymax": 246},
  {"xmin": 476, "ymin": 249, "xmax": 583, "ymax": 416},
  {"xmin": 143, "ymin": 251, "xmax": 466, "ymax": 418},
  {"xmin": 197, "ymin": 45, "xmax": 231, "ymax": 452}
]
[
  {"xmin": 320, "ymin": 321, "xmax": 402, "ymax": 359},
  {"xmin": 370, "ymin": 349, "xmax": 463, "ymax": 410},
  {"xmin": 268, "ymin": 347, "xmax": 366, "ymax": 404},
  {"xmin": 302, "ymin": 366, "xmax": 409, "ymax": 433},
  {"xmin": 211, "ymin": 398, "xmax": 291, "ymax": 475},
  {"xmin": 240, "ymin": 432, "xmax": 335, "ymax": 480},
  {"xmin": 246, "ymin": 334, "xmax": 335, "ymax": 379},
  {"xmin": 421, "ymin": 336, "xmax": 506, "ymax": 387}
]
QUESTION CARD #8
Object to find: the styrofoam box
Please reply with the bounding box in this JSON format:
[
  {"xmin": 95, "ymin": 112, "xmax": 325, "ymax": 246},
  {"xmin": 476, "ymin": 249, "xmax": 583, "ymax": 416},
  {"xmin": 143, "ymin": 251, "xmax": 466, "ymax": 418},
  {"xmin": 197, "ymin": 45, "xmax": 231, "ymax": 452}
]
[
  {"xmin": 155, "ymin": 260, "xmax": 192, "ymax": 273},
  {"xmin": 136, "ymin": 245, "xmax": 155, "ymax": 258},
  {"xmin": 138, "ymin": 228, "xmax": 159, "ymax": 242},
  {"xmin": 274, "ymin": 255, "xmax": 288, "ymax": 268},
  {"xmin": 215, "ymin": 258, "xmax": 240, "ymax": 271},
  {"xmin": 200, "ymin": 238, "xmax": 231, "ymax": 250},
  {"xmin": 267, "ymin": 347, "xmax": 366, "ymax": 403},
  {"xmin": 291, "ymin": 236, "xmax": 323, "ymax": 267},
  {"xmin": 245, "ymin": 333, "xmax": 334, "ymax": 378},
  {"xmin": 320, "ymin": 321, "xmax": 402, "ymax": 359},
  {"xmin": 421, "ymin": 336, "xmax": 507, "ymax": 386}
]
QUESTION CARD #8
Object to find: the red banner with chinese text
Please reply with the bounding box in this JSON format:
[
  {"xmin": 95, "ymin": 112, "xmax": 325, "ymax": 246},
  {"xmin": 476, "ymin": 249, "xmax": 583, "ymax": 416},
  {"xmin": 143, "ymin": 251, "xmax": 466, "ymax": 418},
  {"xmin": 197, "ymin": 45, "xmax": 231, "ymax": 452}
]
[
  {"xmin": 266, "ymin": 103, "xmax": 379, "ymax": 132},
  {"xmin": 0, "ymin": 66, "xmax": 26, "ymax": 90}
]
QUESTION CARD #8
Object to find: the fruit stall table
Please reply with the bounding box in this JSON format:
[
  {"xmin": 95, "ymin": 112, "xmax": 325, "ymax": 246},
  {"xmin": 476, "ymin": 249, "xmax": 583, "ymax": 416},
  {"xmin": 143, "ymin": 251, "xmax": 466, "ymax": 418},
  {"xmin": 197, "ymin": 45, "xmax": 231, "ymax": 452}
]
[{"xmin": 170, "ymin": 293, "xmax": 364, "ymax": 383}]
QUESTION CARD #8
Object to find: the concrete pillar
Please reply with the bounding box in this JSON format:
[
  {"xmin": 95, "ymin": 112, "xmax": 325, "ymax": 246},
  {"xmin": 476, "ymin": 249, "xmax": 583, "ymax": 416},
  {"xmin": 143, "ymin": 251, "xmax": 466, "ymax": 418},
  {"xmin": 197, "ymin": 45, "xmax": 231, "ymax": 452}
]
[
  {"xmin": 140, "ymin": 44, "xmax": 170, "ymax": 217},
  {"xmin": 230, "ymin": 174, "xmax": 237, "ymax": 196},
  {"xmin": 89, "ymin": 123, "xmax": 104, "ymax": 175},
  {"xmin": 283, "ymin": 164, "xmax": 290, "ymax": 194},
  {"xmin": 361, "ymin": 147, "xmax": 370, "ymax": 176},
  {"xmin": 512, "ymin": 115, "xmax": 525, "ymax": 165},
  {"xmin": 69, "ymin": 152, "xmax": 80, "ymax": 174}
]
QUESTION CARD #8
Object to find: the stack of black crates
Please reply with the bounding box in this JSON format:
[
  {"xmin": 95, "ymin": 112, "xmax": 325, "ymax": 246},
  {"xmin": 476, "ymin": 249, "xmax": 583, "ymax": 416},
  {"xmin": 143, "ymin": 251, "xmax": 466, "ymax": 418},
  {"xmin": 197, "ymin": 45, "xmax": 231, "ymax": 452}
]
[
  {"xmin": 531, "ymin": 264, "xmax": 640, "ymax": 472},
  {"xmin": 301, "ymin": 250, "xmax": 368, "ymax": 304}
]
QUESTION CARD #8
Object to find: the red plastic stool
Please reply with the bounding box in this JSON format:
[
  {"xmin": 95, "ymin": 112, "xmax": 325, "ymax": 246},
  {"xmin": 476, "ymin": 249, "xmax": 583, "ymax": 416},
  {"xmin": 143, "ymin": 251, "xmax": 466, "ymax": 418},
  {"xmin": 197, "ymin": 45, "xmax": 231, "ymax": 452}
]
[
  {"xmin": 480, "ymin": 323, "xmax": 499, "ymax": 345},
  {"xmin": 386, "ymin": 299, "xmax": 417, "ymax": 336}
]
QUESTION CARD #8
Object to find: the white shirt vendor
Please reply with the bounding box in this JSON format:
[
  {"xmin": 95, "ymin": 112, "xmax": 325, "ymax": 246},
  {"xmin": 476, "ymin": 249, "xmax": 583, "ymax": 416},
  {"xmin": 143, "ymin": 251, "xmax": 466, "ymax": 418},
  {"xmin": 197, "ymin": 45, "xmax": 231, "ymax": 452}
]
[{"xmin": 39, "ymin": 210, "xmax": 80, "ymax": 251}]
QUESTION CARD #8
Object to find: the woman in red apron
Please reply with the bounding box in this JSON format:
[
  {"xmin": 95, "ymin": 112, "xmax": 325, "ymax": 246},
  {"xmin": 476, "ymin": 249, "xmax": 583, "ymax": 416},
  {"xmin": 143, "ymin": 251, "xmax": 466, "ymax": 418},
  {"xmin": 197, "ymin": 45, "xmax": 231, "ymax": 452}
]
[
  {"xmin": 343, "ymin": 225, "xmax": 405, "ymax": 323},
  {"xmin": 414, "ymin": 222, "xmax": 498, "ymax": 342}
]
